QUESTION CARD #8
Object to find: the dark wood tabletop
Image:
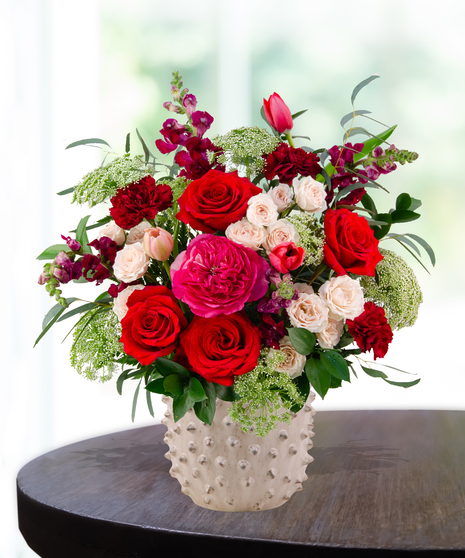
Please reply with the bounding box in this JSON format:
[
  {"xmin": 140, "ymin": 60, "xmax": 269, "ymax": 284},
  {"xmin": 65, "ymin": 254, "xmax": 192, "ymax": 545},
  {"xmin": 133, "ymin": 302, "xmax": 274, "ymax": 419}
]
[{"xmin": 17, "ymin": 410, "xmax": 465, "ymax": 557}]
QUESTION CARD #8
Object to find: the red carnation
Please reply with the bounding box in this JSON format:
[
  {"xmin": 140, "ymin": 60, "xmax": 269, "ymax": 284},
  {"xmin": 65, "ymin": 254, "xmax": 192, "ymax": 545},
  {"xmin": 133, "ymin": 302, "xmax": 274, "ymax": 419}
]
[
  {"xmin": 346, "ymin": 301, "xmax": 393, "ymax": 360},
  {"xmin": 109, "ymin": 176, "xmax": 173, "ymax": 229},
  {"xmin": 264, "ymin": 144, "xmax": 322, "ymax": 185},
  {"xmin": 176, "ymin": 312, "xmax": 261, "ymax": 386},
  {"xmin": 176, "ymin": 169, "xmax": 261, "ymax": 233},
  {"xmin": 120, "ymin": 286, "xmax": 187, "ymax": 365}
]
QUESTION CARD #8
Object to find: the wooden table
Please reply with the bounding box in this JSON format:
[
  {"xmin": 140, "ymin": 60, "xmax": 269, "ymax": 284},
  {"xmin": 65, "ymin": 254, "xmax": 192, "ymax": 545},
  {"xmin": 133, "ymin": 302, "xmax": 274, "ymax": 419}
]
[{"xmin": 17, "ymin": 410, "xmax": 465, "ymax": 557}]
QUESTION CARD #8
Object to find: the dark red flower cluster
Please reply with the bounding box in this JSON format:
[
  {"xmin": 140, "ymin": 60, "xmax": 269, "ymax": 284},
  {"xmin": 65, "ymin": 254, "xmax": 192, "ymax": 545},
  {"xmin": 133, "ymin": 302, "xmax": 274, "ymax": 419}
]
[
  {"xmin": 263, "ymin": 143, "xmax": 321, "ymax": 185},
  {"xmin": 347, "ymin": 301, "xmax": 393, "ymax": 360},
  {"xmin": 175, "ymin": 137, "xmax": 224, "ymax": 180},
  {"xmin": 88, "ymin": 237, "xmax": 118, "ymax": 265},
  {"xmin": 326, "ymin": 142, "xmax": 367, "ymax": 206},
  {"xmin": 109, "ymin": 176, "xmax": 172, "ymax": 229},
  {"xmin": 81, "ymin": 254, "xmax": 111, "ymax": 285}
]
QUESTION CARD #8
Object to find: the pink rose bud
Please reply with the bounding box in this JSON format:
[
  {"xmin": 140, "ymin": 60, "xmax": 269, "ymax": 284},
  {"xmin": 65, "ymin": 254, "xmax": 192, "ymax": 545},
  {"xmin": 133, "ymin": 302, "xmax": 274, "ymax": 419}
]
[
  {"xmin": 143, "ymin": 227, "xmax": 174, "ymax": 261},
  {"xmin": 263, "ymin": 93, "xmax": 293, "ymax": 134}
]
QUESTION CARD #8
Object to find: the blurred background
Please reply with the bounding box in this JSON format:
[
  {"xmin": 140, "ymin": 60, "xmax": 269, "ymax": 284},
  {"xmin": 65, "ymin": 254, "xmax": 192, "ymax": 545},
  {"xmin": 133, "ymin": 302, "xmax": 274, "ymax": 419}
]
[{"xmin": 1, "ymin": 0, "xmax": 464, "ymax": 555}]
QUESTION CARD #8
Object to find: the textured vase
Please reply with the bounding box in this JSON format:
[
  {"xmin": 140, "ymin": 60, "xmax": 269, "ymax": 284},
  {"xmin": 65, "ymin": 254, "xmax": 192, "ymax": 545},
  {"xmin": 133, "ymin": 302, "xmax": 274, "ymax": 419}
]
[{"xmin": 161, "ymin": 392, "xmax": 316, "ymax": 512}]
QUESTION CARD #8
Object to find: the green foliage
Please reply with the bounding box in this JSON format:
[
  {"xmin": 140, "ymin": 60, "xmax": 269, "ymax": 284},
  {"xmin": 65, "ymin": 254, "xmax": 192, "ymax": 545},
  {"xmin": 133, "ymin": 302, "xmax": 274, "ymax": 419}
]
[
  {"xmin": 288, "ymin": 328, "xmax": 316, "ymax": 356},
  {"xmin": 73, "ymin": 155, "xmax": 154, "ymax": 206},
  {"xmin": 229, "ymin": 350, "xmax": 304, "ymax": 437},
  {"xmin": 360, "ymin": 248, "xmax": 423, "ymax": 330},
  {"xmin": 37, "ymin": 244, "xmax": 70, "ymax": 261},
  {"xmin": 70, "ymin": 308, "xmax": 122, "ymax": 382}
]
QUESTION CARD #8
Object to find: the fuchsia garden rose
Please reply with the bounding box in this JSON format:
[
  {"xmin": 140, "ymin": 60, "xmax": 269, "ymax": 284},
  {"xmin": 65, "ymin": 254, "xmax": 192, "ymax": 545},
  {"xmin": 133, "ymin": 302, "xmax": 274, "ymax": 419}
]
[
  {"xmin": 263, "ymin": 93, "xmax": 293, "ymax": 134},
  {"xmin": 170, "ymin": 234, "xmax": 269, "ymax": 318}
]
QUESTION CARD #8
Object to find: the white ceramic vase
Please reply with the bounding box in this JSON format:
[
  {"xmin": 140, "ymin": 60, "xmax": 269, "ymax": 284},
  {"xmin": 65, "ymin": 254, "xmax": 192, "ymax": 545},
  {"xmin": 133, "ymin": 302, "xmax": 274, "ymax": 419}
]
[{"xmin": 161, "ymin": 392, "xmax": 316, "ymax": 512}]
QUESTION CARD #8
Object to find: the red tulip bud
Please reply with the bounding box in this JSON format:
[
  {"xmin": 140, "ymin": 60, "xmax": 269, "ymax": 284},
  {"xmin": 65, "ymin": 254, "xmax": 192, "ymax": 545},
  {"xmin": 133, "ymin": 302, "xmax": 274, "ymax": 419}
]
[{"xmin": 263, "ymin": 93, "xmax": 293, "ymax": 134}]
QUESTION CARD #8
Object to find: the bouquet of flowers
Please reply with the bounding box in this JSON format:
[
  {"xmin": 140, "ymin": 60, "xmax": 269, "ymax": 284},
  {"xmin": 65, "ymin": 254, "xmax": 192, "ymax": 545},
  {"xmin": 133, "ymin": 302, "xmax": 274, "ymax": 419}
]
[{"xmin": 36, "ymin": 72, "xmax": 433, "ymax": 436}]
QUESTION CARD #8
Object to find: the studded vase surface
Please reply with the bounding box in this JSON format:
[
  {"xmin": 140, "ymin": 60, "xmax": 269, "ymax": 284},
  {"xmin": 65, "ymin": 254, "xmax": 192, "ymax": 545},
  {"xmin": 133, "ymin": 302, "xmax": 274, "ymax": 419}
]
[{"xmin": 161, "ymin": 392, "xmax": 316, "ymax": 512}]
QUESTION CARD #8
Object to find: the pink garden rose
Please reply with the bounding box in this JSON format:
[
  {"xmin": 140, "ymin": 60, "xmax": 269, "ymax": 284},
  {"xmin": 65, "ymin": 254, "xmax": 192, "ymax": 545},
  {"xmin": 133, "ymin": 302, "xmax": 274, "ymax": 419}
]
[{"xmin": 171, "ymin": 234, "xmax": 269, "ymax": 317}]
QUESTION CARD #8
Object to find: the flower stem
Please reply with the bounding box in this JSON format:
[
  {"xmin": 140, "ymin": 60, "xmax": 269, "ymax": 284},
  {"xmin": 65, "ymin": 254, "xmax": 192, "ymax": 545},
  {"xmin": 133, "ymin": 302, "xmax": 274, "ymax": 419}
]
[
  {"xmin": 285, "ymin": 132, "xmax": 295, "ymax": 148},
  {"xmin": 162, "ymin": 260, "xmax": 171, "ymax": 281},
  {"xmin": 308, "ymin": 261, "xmax": 326, "ymax": 285}
]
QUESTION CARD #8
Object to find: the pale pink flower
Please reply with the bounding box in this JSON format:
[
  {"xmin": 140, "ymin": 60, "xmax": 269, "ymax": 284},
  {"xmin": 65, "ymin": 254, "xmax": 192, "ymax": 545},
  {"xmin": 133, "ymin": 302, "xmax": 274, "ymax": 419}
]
[
  {"xmin": 126, "ymin": 220, "xmax": 151, "ymax": 245},
  {"xmin": 246, "ymin": 193, "xmax": 279, "ymax": 227},
  {"xmin": 225, "ymin": 219, "xmax": 267, "ymax": 251},
  {"xmin": 112, "ymin": 284, "xmax": 145, "ymax": 321},
  {"xmin": 287, "ymin": 293, "xmax": 329, "ymax": 333},
  {"xmin": 143, "ymin": 227, "xmax": 174, "ymax": 261},
  {"xmin": 293, "ymin": 176, "xmax": 327, "ymax": 213},
  {"xmin": 98, "ymin": 221, "xmax": 125, "ymax": 246},
  {"xmin": 319, "ymin": 276, "xmax": 364, "ymax": 320},
  {"xmin": 317, "ymin": 318, "xmax": 344, "ymax": 349},
  {"xmin": 262, "ymin": 219, "xmax": 299, "ymax": 253},
  {"xmin": 275, "ymin": 336, "xmax": 306, "ymax": 379},
  {"xmin": 268, "ymin": 183, "xmax": 294, "ymax": 212},
  {"xmin": 113, "ymin": 242, "xmax": 150, "ymax": 283}
]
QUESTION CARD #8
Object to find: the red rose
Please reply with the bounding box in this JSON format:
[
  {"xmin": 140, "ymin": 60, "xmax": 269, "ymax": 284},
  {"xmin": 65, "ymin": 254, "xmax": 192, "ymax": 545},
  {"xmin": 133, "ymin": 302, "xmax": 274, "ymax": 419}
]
[
  {"xmin": 346, "ymin": 301, "xmax": 393, "ymax": 359},
  {"xmin": 176, "ymin": 312, "xmax": 261, "ymax": 386},
  {"xmin": 110, "ymin": 176, "xmax": 173, "ymax": 229},
  {"xmin": 264, "ymin": 143, "xmax": 321, "ymax": 185},
  {"xmin": 269, "ymin": 242, "xmax": 305, "ymax": 274},
  {"xmin": 176, "ymin": 169, "xmax": 261, "ymax": 233},
  {"xmin": 120, "ymin": 286, "xmax": 187, "ymax": 365},
  {"xmin": 323, "ymin": 208, "xmax": 383, "ymax": 276}
]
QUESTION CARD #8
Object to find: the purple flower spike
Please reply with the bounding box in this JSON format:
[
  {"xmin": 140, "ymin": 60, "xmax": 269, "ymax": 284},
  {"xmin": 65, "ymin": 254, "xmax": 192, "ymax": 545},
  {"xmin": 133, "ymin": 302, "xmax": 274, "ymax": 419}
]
[
  {"xmin": 38, "ymin": 271, "xmax": 49, "ymax": 285},
  {"xmin": 53, "ymin": 267, "xmax": 70, "ymax": 284},
  {"xmin": 183, "ymin": 94, "xmax": 197, "ymax": 116},
  {"xmin": 55, "ymin": 251, "xmax": 70, "ymax": 266},
  {"xmin": 61, "ymin": 235, "xmax": 81, "ymax": 252},
  {"xmin": 191, "ymin": 111, "xmax": 214, "ymax": 138},
  {"xmin": 163, "ymin": 101, "xmax": 181, "ymax": 113}
]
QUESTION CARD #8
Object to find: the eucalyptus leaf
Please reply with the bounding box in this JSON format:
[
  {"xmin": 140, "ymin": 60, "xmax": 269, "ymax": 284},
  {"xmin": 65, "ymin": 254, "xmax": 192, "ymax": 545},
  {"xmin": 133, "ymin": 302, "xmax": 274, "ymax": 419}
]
[
  {"xmin": 361, "ymin": 365, "xmax": 387, "ymax": 379},
  {"xmin": 288, "ymin": 328, "xmax": 316, "ymax": 356},
  {"xmin": 42, "ymin": 297, "xmax": 79, "ymax": 330},
  {"xmin": 340, "ymin": 109, "xmax": 372, "ymax": 128},
  {"xmin": 384, "ymin": 234, "xmax": 421, "ymax": 257},
  {"xmin": 131, "ymin": 379, "xmax": 142, "ymax": 422},
  {"xmin": 136, "ymin": 128, "xmax": 151, "ymax": 162},
  {"xmin": 305, "ymin": 357, "xmax": 331, "ymax": 399},
  {"xmin": 57, "ymin": 302, "xmax": 103, "ymax": 323},
  {"xmin": 383, "ymin": 378, "xmax": 421, "ymax": 388},
  {"xmin": 57, "ymin": 187, "xmax": 75, "ymax": 196},
  {"xmin": 125, "ymin": 132, "xmax": 130, "ymax": 154},
  {"xmin": 405, "ymin": 233, "xmax": 436, "ymax": 266},
  {"xmin": 343, "ymin": 126, "xmax": 373, "ymax": 142},
  {"xmin": 291, "ymin": 109, "xmax": 308, "ymax": 120},
  {"xmin": 354, "ymin": 126, "xmax": 397, "ymax": 162},
  {"xmin": 146, "ymin": 389, "xmax": 154, "ymax": 417},
  {"xmin": 116, "ymin": 369, "xmax": 130, "ymax": 395},
  {"xmin": 334, "ymin": 183, "xmax": 370, "ymax": 204},
  {"xmin": 37, "ymin": 244, "xmax": 70, "ymax": 261},
  {"xmin": 351, "ymin": 74, "xmax": 380, "ymax": 105},
  {"xmin": 65, "ymin": 137, "xmax": 111, "ymax": 150}
]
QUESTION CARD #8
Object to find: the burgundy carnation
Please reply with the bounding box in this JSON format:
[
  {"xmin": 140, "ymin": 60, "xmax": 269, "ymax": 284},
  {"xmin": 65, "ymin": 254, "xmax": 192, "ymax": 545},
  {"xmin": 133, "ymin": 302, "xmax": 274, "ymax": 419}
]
[
  {"xmin": 109, "ymin": 176, "xmax": 173, "ymax": 229},
  {"xmin": 346, "ymin": 301, "xmax": 393, "ymax": 360},
  {"xmin": 264, "ymin": 144, "xmax": 322, "ymax": 185}
]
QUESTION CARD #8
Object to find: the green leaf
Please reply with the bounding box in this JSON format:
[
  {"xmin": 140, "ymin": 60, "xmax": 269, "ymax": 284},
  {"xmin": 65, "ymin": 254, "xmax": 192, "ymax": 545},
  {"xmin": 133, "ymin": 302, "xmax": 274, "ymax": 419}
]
[
  {"xmin": 385, "ymin": 233, "xmax": 421, "ymax": 257},
  {"xmin": 136, "ymin": 128, "xmax": 152, "ymax": 163},
  {"xmin": 390, "ymin": 209, "xmax": 421, "ymax": 224},
  {"xmin": 216, "ymin": 384, "xmax": 239, "ymax": 402},
  {"xmin": 155, "ymin": 357, "xmax": 191, "ymax": 377},
  {"xmin": 172, "ymin": 391, "xmax": 195, "ymax": 422},
  {"xmin": 65, "ymin": 137, "xmax": 111, "ymax": 150},
  {"xmin": 42, "ymin": 297, "xmax": 79, "ymax": 330},
  {"xmin": 37, "ymin": 244, "xmax": 70, "ymax": 260},
  {"xmin": 57, "ymin": 302, "xmax": 101, "ymax": 322},
  {"xmin": 361, "ymin": 365, "xmax": 387, "ymax": 379},
  {"xmin": 131, "ymin": 379, "xmax": 142, "ymax": 422},
  {"xmin": 116, "ymin": 369, "xmax": 130, "ymax": 395},
  {"xmin": 334, "ymin": 183, "xmax": 376, "ymax": 204},
  {"xmin": 305, "ymin": 357, "xmax": 331, "ymax": 399},
  {"xmin": 371, "ymin": 212, "xmax": 392, "ymax": 240},
  {"xmin": 355, "ymin": 126, "xmax": 397, "ymax": 161},
  {"xmin": 396, "ymin": 193, "xmax": 412, "ymax": 211},
  {"xmin": 290, "ymin": 374, "xmax": 310, "ymax": 413},
  {"xmin": 343, "ymin": 126, "xmax": 374, "ymax": 142},
  {"xmin": 145, "ymin": 377, "xmax": 166, "ymax": 394},
  {"xmin": 194, "ymin": 380, "xmax": 216, "ymax": 425},
  {"xmin": 320, "ymin": 351, "xmax": 350, "ymax": 382},
  {"xmin": 125, "ymin": 132, "xmax": 130, "ymax": 154},
  {"xmin": 146, "ymin": 389, "xmax": 154, "ymax": 417},
  {"xmin": 329, "ymin": 375, "xmax": 342, "ymax": 389},
  {"xmin": 405, "ymin": 233, "xmax": 436, "ymax": 266},
  {"xmin": 288, "ymin": 328, "xmax": 316, "ymax": 356},
  {"xmin": 361, "ymin": 193, "xmax": 378, "ymax": 215},
  {"xmin": 57, "ymin": 187, "xmax": 75, "ymax": 196},
  {"xmin": 260, "ymin": 105, "xmax": 269, "ymax": 125},
  {"xmin": 383, "ymin": 378, "xmax": 421, "ymax": 388},
  {"xmin": 291, "ymin": 109, "xmax": 308, "ymax": 120},
  {"xmin": 409, "ymin": 198, "xmax": 422, "ymax": 211},
  {"xmin": 75, "ymin": 215, "xmax": 92, "ymax": 254},
  {"xmin": 188, "ymin": 377, "xmax": 207, "ymax": 403},
  {"xmin": 340, "ymin": 109, "xmax": 372, "ymax": 128},
  {"xmin": 351, "ymin": 74, "xmax": 380, "ymax": 105},
  {"xmin": 163, "ymin": 374, "xmax": 185, "ymax": 397}
]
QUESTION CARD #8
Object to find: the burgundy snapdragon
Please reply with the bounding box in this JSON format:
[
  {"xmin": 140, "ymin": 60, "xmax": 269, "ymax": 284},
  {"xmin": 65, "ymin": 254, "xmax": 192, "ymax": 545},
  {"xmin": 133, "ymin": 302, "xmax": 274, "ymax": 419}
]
[
  {"xmin": 81, "ymin": 254, "xmax": 111, "ymax": 286},
  {"xmin": 259, "ymin": 313, "xmax": 286, "ymax": 350},
  {"xmin": 88, "ymin": 237, "xmax": 118, "ymax": 265},
  {"xmin": 61, "ymin": 235, "xmax": 81, "ymax": 252},
  {"xmin": 191, "ymin": 111, "xmax": 213, "ymax": 137}
]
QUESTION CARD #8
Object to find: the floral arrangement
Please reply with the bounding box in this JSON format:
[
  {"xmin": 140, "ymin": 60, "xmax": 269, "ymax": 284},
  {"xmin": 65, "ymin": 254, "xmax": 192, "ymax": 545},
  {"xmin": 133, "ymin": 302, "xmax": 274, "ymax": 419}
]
[{"xmin": 36, "ymin": 72, "xmax": 433, "ymax": 436}]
